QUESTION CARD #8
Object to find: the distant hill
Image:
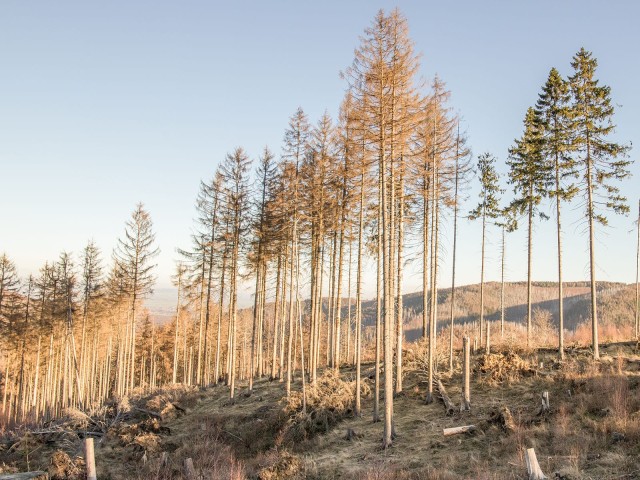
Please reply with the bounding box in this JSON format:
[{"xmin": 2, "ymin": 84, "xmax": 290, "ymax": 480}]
[
  {"xmin": 146, "ymin": 288, "xmax": 177, "ymax": 325},
  {"xmin": 357, "ymin": 281, "xmax": 635, "ymax": 341},
  {"xmin": 146, "ymin": 282, "xmax": 638, "ymax": 338}
]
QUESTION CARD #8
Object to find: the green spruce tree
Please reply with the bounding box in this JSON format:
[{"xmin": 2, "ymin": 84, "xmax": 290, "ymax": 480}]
[
  {"xmin": 568, "ymin": 48, "xmax": 631, "ymax": 359},
  {"xmin": 507, "ymin": 107, "xmax": 552, "ymax": 347}
]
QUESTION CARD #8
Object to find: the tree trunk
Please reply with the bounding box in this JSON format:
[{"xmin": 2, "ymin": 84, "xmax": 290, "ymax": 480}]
[
  {"xmin": 526, "ymin": 199, "xmax": 533, "ymax": 347},
  {"xmin": 586, "ymin": 134, "xmax": 599, "ymax": 359}
]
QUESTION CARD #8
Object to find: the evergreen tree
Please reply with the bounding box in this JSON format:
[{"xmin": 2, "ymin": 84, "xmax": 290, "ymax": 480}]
[
  {"xmin": 507, "ymin": 107, "xmax": 551, "ymax": 346},
  {"xmin": 220, "ymin": 147, "xmax": 252, "ymax": 399},
  {"xmin": 113, "ymin": 203, "xmax": 159, "ymax": 391},
  {"xmin": 469, "ymin": 153, "xmax": 503, "ymax": 351},
  {"xmin": 0, "ymin": 254, "xmax": 20, "ymax": 322},
  {"xmin": 535, "ymin": 67, "xmax": 576, "ymax": 359},
  {"xmin": 568, "ymin": 48, "xmax": 631, "ymax": 359}
]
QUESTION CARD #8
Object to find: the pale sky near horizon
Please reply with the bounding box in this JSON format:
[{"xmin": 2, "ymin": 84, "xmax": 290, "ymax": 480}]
[{"xmin": 1, "ymin": 1, "xmax": 639, "ymax": 307}]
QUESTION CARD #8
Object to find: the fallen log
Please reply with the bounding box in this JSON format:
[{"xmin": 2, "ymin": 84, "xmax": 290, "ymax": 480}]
[
  {"xmin": 0, "ymin": 474, "xmax": 48, "ymax": 480},
  {"xmin": 134, "ymin": 407, "xmax": 162, "ymax": 419},
  {"xmin": 524, "ymin": 448, "xmax": 547, "ymax": 479},
  {"xmin": 443, "ymin": 425, "xmax": 476, "ymax": 436},
  {"xmin": 435, "ymin": 378, "xmax": 456, "ymax": 415}
]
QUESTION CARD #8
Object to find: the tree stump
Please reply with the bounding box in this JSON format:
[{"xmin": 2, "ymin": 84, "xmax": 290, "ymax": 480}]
[
  {"xmin": 461, "ymin": 336, "xmax": 471, "ymax": 411},
  {"xmin": 524, "ymin": 448, "xmax": 547, "ymax": 479},
  {"xmin": 85, "ymin": 437, "xmax": 97, "ymax": 480},
  {"xmin": 184, "ymin": 458, "xmax": 197, "ymax": 480}
]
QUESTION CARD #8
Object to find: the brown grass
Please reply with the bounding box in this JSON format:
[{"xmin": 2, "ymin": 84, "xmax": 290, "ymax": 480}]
[{"xmin": 2, "ymin": 340, "xmax": 640, "ymax": 479}]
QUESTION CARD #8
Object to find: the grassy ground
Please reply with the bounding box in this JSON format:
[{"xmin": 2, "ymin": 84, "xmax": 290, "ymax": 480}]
[{"xmin": 1, "ymin": 341, "xmax": 640, "ymax": 479}]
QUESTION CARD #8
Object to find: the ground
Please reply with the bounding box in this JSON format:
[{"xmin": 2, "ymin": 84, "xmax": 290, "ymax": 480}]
[{"xmin": 1, "ymin": 341, "xmax": 640, "ymax": 479}]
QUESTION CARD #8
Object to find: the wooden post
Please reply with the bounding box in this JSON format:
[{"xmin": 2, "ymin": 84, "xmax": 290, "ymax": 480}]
[
  {"xmin": 184, "ymin": 458, "xmax": 197, "ymax": 480},
  {"xmin": 462, "ymin": 336, "xmax": 471, "ymax": 411},
  {"xmin": 524, "ymin": 448, "xmax": 547, "ymax": 480},
  {"xmin": 84, "ymin": 437, "xmax": 97, "ymax": 480}
]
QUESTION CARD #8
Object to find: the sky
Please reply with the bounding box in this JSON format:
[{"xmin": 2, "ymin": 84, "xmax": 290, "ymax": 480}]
[{"xmin": 1, "ymin": 1, "xmax": 639, "ymax": 306}]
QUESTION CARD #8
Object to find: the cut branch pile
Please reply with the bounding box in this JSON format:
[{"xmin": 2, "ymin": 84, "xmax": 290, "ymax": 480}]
[{"xmin": 476, "ymin": 350, "xmax": 535, "ymax": 385}]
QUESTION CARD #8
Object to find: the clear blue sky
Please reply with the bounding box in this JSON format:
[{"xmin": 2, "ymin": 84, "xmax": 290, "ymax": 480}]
[{"xmin": 1, "ymin": 1, "xmax": 638, "ymax": 304}]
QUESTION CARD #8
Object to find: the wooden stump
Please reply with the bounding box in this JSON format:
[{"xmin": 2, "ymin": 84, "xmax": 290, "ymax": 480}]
[
  {"xmin": 524, "ymin": 448, "xmax": 547, "ymax": 480},
  {"xmin": 85, "ymin": 437, "xmax": 97, "ymax": 480},
  {"xmin": 184, "ymin": 457, "xmax": 197, "ymax": 480},
  {"xmin": 461, "ymin": 336, "xmax": 471, "ymax": 411}
]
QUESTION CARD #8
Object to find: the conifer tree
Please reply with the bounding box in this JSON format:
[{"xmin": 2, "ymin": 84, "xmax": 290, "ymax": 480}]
[
  {"xmin": 220, "ymin": 147, "xmax": 252, "ymax": 399},
  {"xmin": 568, "ymin": 48, "xmax": 631, "ymax": 359},
  {"xmin": 507, "ymin": 107, "xmax": 551, "ymax": 346},
  {"xmin": 344, "ymin": 8, "xmax": 422, "ymax": 447},
  {"xmin": 0, "ymin": 254, "xmax": 20, "ymax": 321},
  {"xmin": 469, "ymin": 153, "xmax": 503, "ymax": 351},
  {"xmin": 113, "ymin": 203, "xmax": 159, "ymax": 391},
  {"xmin": 535, "ymin": 67, "xmax": 576, "ymax": 358}
]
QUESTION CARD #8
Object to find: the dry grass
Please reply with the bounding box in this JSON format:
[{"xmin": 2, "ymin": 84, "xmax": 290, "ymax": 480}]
[{"xmin": 2, "ymin": 340, "xmax": 640, "ymax": 479}]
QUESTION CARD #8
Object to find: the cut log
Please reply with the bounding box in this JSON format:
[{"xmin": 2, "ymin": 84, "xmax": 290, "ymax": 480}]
[
  {"xmin": 85, "ymin": 437, "xmax": 97, "ymax": 480},
  {"xmin": 435, "ymin": 378, "xmax": 456, "ymax": 415},
  {"xmin": 443, "ymin": 425, "xmax": 476, "ymax": 436},
  {"xmin": 524, "ymin": 448, "xmax": 547, "ymax": 479},
  {"xmin": 184, "ymin": 457, "xmax": 197, "ymax": 480},
  {"xmin": 0, "ymin": 474, "xmax": 48, "ymax": 480}
]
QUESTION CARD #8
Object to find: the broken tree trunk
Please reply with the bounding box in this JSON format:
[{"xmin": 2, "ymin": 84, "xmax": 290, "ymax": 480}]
[
  {"xmin": 537, "ymin": 391, "xmax": 550, "ymax": 415},
  {"xmin": 461, "ymin": 336, "xmax": 471, "ymax": 411},
  {"xmin": 443, "ymin": 425, "xmax": 476, "ymax": 436},
  {"xmin": 435, "ymin": 377, "xmax": 456, "ymax": 415},
  {"xmin": 524, "ymin": 448, "xmax": 547, "ymax": 479}
]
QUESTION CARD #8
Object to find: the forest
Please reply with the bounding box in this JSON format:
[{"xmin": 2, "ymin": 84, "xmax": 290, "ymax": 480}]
[{"xmin": 1, "ymin": 8, "xmax": 639, "ymax": 480}]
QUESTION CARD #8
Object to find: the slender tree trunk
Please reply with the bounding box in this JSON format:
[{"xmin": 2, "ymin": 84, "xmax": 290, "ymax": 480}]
[
  {"xmin": 635, "ymin": 199, "xmax": 640, "ymax": 339},
  {"xmin": 172, "ymin": 274, "xmax": 182, "ymax": 384},
  {"xmin": 480, "ymin": 209, "xmax": 486, "ymax": 348},
  {"xmin": 585, "ymin": 135, "xmax": 599, "ymax": 359},
  {"xmin": 555, "ymin": 155, "xmax": 565, "ymax": 358},
  {"xmin": 272, "ymin": 255, "xmax": 282, "ymax": 380},
  {"xmin": 286, "ymin": 225, "xmax": 298, "ymax": 398},
  {"xmin": 374, "ymin": 191, "xmax": 382, "ymax": 423},
  {"xmin": 355, "ymin": 169, "xmax": 364, "ymax": 417},
  {"xmin": 449, "ymin": 140, "xmax": 459, "ymax": 372},
  {"xmin": 395, "ymin": 163, "xmax": 404, "ymax": 394},
  {"xmin": 526, "ymin": 199, "xmax": 533, "ymax": 347},
  {"xmin": 500, "ymin": 227, "xmax": 506, "ymax": 339}
]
